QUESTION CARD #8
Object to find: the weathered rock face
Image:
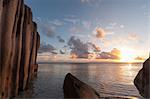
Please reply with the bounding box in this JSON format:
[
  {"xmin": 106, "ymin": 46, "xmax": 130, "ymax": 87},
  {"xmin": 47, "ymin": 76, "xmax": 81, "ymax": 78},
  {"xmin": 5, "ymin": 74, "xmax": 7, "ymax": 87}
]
[
  {"xmin": 134, "ymin": 57, "xmax": 150, "ymax": 98},
  {"xmin": 63, "ymin": 73, "xmax": 100, "ymax": 99},
  {"xmin": 0, "ymin": 0, "xmax": 40, "ymax": 98}
]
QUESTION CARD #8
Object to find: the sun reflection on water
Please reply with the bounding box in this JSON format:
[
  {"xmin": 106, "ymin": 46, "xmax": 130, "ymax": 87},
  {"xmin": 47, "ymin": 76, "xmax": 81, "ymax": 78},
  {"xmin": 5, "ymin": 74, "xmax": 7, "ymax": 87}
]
[
  {"xmin": 119, "ymin": 63, "xmax": 135, "ymax": 85},
  {"xmin": 126, "ymin": 64, "xmax": 133, "ymax": 77}
]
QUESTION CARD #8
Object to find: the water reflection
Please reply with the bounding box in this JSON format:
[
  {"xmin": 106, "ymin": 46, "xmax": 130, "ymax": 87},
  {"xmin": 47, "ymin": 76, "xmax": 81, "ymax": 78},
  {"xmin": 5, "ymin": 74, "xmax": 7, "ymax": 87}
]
[
  {"xmin": 121, "ymin": 64, "xmax": 133, "ymax": 77},
  {"xmin": 18, "ymin": 63, "xmax": 142, "ymax": 98},
  {"xmin": 118, "ymin": 64, "xmax": 142, "ymax": 85}
]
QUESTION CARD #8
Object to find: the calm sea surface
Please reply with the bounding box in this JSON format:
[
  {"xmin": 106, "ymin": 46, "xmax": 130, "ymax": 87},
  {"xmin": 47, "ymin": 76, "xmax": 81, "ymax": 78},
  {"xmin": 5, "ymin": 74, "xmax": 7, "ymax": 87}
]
[{"xmin": 18, "ymin": 63, "xmax": 143, "ymax": 98}]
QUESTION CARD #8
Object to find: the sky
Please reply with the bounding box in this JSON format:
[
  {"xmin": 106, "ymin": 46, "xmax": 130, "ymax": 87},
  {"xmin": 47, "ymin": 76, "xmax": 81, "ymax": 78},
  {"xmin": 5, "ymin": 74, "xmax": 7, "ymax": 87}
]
[{"xmin": 25, "ymin": 0, "xmax": 150, "ymax": 61}]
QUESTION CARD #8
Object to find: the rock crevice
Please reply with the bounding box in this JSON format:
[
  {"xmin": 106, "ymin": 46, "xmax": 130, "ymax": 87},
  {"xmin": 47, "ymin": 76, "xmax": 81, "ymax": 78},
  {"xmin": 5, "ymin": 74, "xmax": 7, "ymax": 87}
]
[{"xmin": 0, "ymin": 0, "xmax": 40, "ymax": 98}]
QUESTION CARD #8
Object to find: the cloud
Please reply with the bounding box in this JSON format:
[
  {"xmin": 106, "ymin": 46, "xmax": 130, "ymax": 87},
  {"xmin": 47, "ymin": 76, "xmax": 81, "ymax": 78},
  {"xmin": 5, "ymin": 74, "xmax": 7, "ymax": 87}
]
[
  {"xmin": 82, "ymin": 21, "xmax": 91, "ymax": 29},
  {"xmin": 105, "ymin": 30, "xmax": 114, "ymax": 35},
  {"xmin": 57, "ymin": 36, "xmax": 65, "ymax": 43},
  {"xmin": 111, "ymin": 48, "xmax": 121, "ymax": 57},
  {"xmin": 35, "ymin": 18, "xmax": 66, "ymax": 38},
  {"xmin": 98, "ymin": 52, "xmax": 112, "ymax": 59},
  {"xmin": 69, "ymin": 26, "xmax": 83, "ymax": 34},
  {"xmin": 51, "ymin": 51, "xmax": 58, "ymax": 54},
  {"xmin": 60, "ymin": 50, "xmax": 65, "ymax": 54},
  {"xmin": 109, "ymin": 22, "xmax": 117, "ymax": 27},
  {"xmin": 38, "ymin": 42, "xmax": 56, "ymax": 53},
  {"xmin": 67, "ymin": 36, "xmax": 101, "ymax": 58},
  {"xmin": 42, "ymin": 24, "xmax": 56, "ymax": 37},
  {"xmin": 68, "ymin": 36, "xmax": 89, "ymax": 58},
  {"xmin": 88, "ymin": 42, "xmax": 101, "ymax": 52},
  {"xmin": 81, "ymin": 0, "xmax": 90, "ymax": 3},
  {"xmin": 101, "ymin": 33, "xmax": 139, "ymax": 49},
  {"xmin": 49, "ymin": 19, "xmax": 64, "ymax": 26},
  {"xmin": 97, "ymin": 48, "xmax": 121, "ymax": 59},
  {"xmin": 93, "ymin": 27, "xmax": 106, "ymax": 39},
  {"xmin": 59, "ymin": 45, "xmax": 68, "ymax": 54},
  {"xmin": 135, "ymin": 56, "xmax": 144, "ymax": 60},
  {"xmin": 105, "ymin": 22, "xmax": 117, "ymax": 30},
  {"xmin": 105, "ymin": 22, "xmax": 125, "ymax": 30},
  {"xmin": 64, "ymin": 15, "xmax": 76, "ymax": 18},
  {"xmin": 128, "ymin": 33, "xmax": 139, "ymax": 41},
  {"xmin": 35, "ymin": 18, "xmax": 56, "ymax": 37},
  {"xmin": 64, "ymin": 18, "xmax": 79, "ymax": 24},
  {"xmin": 120, "ymin": 25, "xmax": 124, "ymax": 28},
  {"xmin": 80, "ymin": 0, "xmax": 102, "ymax": 6}
]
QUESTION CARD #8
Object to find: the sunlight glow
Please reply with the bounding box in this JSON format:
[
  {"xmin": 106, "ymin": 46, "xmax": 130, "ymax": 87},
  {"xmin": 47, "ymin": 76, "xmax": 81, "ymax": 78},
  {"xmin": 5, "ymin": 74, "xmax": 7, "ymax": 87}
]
[{"xmin": 120, "ymin": 47, "xmax": 137, "ymax": 62}]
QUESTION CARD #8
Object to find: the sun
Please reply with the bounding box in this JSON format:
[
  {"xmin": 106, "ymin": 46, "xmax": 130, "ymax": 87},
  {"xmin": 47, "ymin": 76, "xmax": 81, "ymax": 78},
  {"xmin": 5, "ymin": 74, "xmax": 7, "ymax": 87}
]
[{"xmin": 120, "ymin": 47, "xmax": 137, "ymax": 62}]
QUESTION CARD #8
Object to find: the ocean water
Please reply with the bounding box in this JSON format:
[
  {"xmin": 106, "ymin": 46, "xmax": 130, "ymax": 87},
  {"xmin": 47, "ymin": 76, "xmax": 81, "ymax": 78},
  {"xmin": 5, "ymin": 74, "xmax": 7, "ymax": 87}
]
[{"xmin": 18, "ymin": 63, "xmax": 143, "ymax": 98}]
